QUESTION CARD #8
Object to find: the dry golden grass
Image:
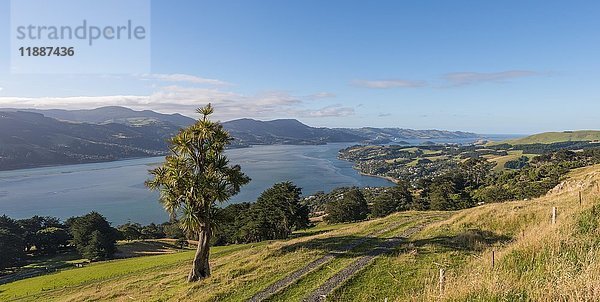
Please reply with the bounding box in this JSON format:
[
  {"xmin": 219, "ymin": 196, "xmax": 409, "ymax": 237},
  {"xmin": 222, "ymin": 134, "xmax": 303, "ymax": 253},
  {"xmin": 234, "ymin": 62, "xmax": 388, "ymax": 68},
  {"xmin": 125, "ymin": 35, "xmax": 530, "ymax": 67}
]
[
  {"xmin": 416, "ymin": 164, "xmax": 600, "ymax": 301},
  {"xmin": 331, "ymin": 164, "xmax": 600, "ymax": 302}
]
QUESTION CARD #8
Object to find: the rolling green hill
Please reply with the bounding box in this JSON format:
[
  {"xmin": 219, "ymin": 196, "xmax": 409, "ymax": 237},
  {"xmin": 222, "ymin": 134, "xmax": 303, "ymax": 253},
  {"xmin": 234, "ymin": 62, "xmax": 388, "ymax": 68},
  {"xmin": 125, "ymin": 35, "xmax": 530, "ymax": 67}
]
[
  {"xmin": 2, "ymin": 165, "xmax": 600, "ymax": 301},
  {"xmin": 506, "ymin": 130, "xmax": 600, "ymax": 145}
]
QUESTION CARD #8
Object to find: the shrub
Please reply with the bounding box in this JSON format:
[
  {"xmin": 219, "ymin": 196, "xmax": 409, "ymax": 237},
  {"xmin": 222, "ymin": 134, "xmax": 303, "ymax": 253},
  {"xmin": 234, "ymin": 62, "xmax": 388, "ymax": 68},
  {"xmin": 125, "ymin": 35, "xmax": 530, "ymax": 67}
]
[
  {"xmin": 325, "ymin": 188, "xmax": 368, "ymax": 223},
  {"xmin": 68, "ymin": 212, "xmax": 118, "ymax": 261}
]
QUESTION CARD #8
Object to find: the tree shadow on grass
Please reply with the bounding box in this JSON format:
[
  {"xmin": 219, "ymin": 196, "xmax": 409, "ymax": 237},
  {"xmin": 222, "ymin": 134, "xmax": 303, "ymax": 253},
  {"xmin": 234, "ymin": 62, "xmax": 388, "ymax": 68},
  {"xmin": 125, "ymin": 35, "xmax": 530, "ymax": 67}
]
[
  {"xmin": 273, "ymin": 235, "xmax": 406, "ymax": 259},
  {"xmin": 289, "ymin": 229, "xmax": 335, "ymax": 239},
  {"xmin": 115, "ymin": 240, "xmax": 184, "ymax": 258},
  {"xmin": 272, "ymin": 229, "xmax": 512, "ymax": 259},
  {"xmin": 408, "ymin": 229, "xmax": 513, "ymax": 253}
]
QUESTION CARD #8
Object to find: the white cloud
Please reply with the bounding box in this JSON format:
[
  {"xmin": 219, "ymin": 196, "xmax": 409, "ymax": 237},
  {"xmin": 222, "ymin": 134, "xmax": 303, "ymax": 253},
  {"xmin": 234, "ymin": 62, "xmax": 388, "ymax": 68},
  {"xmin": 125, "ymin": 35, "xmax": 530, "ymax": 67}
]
[
  {"xmin": 442, "ymin": 70, "xmax": 539, "ymax": 86},
  {"xmin": 306, "ymin": 92, "xmax": 336, "ymax": 100},
  {"xmin": 352, "ymin": 79, "xmax": 426, "ymax": 89},
  {"xmin": 0, "ymin": 87, "xmax": 352, "ymax": 121},
  {"xmin": 297, "ymin": 104, "xmax": 355, "ymax": 117},
  {"xmin": 139, "ymin": 73, "xmax": 231, "ymax": 86},
  {"xmin": 351, "ymin": 70, "xmax": 540, "ymax": 89},
  {"xmin": 0, "ymin": 95, "xmax": 150, "ymax": 109}
]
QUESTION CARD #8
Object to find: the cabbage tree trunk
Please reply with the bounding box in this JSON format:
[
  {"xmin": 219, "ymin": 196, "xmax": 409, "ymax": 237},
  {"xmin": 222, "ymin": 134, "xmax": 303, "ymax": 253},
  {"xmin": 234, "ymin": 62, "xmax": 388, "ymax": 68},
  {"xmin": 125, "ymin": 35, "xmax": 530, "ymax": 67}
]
[{"xmin": 188, "ymin": 224, "xmax": 212, "ymax": 282}]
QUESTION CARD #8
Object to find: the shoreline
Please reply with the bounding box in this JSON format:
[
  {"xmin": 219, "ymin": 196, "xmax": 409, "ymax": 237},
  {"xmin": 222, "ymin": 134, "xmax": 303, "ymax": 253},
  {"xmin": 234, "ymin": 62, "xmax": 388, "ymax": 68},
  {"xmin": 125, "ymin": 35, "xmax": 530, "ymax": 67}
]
[
  {"xmin": 0, "ymin": 142, "xmax": 336, "ymax": 172},
  {"xmin": 337, "ymin": 153, "xmax": 399, "ymax": 185},
  {"xmin": 0, "ymin": 136, "xmax": 499, "ymax": 173},
  {"xmin": 0, "ymin": 155, "xmax": 166, "ymax": 173},
  {"xmin": 357, "ymin": 170, "xmax": 399, "ymax": 184}
]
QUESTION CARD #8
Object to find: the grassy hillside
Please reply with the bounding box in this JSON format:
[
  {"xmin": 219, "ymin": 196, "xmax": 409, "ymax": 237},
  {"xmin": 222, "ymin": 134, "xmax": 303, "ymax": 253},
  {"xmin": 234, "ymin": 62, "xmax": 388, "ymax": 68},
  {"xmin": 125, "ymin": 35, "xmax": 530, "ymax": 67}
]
[
  {"xmin": 0, "ymin": 212, "xmax": 447, "ymax": 301},
  {"xmin": 2, "ymin": 165, "xmax": 600, "ymax": 301},
  {"xmin": 332, "ymin": 165, "xmax": 600, "ymax": 301},
  {"xmin": 506, "ymin": 130, "xmax": 600, "ymax": 145}
]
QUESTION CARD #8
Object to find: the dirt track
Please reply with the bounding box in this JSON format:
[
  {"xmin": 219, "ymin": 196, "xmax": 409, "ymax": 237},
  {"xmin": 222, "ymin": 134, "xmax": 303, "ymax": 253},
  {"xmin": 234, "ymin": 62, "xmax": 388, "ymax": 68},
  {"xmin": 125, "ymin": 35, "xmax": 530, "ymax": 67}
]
[
  {"xmin": 248, "ymin": 218, "xmax": 418, "ymax": 302},
  {"xmin": 302, "ymin": 223, "xmax": 429, "ymax": 302}
]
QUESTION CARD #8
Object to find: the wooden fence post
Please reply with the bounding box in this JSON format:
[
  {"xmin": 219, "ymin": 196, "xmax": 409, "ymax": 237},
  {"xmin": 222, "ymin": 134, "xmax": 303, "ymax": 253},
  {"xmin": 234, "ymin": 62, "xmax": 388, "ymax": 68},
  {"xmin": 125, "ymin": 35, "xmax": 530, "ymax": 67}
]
[
  {"xmin": 439, "ymin": 268, "xmax": 445, "ymax": 296},
  {"xmin": 492, "ymin": 250, "xmax": 495, "ymax": 268},
  {"xmin": 552, "ymin": 207, "xmax": 557, "ymax": 224},
  {"xmin": 579, "ymin": 192, "xmax": 582, "ymax": 206}
]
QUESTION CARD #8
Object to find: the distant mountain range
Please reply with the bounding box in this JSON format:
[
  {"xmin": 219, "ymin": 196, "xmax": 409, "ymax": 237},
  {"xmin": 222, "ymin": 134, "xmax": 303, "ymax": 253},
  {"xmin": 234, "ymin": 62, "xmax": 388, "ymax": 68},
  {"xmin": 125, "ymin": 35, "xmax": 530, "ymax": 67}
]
[
  {"xmin": 0, "ymin": 106, "xmax": 480, "ymax": 170},
  {"xmin": 222, "ymin": 118, "xmax": 479, "ymax": 146},
  {"xmin": 6, "ymin": 106, "xmax": 195, "ymax": 128},
  {"xmin": 222, "ymin": 118, "xmax": 364, "ymax": 146},
  {"xmin": 0, "ymin": 111, "xmax": 178, "ymax": 170}
]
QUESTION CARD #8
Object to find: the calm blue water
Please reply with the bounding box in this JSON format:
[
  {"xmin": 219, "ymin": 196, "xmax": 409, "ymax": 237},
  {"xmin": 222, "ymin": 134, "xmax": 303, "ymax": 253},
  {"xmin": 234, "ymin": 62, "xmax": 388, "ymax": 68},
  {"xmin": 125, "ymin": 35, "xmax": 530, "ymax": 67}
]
[
  {"xmin": 0, "ymin": 143, "xmax": 393, "ymax": 224},
  {"xmin": 0, "ymin": 135, "xmax": 523, "ymax": 225}
]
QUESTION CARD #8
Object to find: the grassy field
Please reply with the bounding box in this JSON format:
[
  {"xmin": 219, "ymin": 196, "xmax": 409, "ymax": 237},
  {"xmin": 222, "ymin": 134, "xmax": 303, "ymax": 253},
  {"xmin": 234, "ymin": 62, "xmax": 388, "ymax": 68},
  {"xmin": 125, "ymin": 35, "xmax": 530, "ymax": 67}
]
[
  {"xmin": 0, "ymin": 213, "xmax": 441, "ymax": 301},
  {"xmin": 484, "ymin": 150, "xmax": 536, "ymax": 172},
  {"xmin": 2, "ymin": 165, "xmax": 600, "ymax": 301},
  {"xmin": 504, "ymin": 130, "xmax": 600, "ymax": 145}
]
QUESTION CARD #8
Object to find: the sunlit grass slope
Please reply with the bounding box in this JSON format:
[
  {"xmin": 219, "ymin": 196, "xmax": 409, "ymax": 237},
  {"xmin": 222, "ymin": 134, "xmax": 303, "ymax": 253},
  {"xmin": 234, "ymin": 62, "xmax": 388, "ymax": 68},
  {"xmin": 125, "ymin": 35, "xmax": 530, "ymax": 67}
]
[
  {"xmin": 0, "ymin": 212, "xmax": 443, "ymax": 301},
  {"xmin": 333, "ymin": 164, "xmax": 600, "ymax": 301},
  {"xmin": 506, "ymin": 130, "xmax": 600, "ymax": 145}
]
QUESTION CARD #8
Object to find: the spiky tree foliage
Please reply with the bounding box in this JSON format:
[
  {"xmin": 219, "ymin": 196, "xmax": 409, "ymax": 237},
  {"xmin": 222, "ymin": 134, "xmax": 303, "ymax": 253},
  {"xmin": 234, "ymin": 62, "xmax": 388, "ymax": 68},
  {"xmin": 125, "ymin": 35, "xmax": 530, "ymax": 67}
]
[{"xmin": 145, "ymin": 104, "xmax": 250, "ymax": 282}]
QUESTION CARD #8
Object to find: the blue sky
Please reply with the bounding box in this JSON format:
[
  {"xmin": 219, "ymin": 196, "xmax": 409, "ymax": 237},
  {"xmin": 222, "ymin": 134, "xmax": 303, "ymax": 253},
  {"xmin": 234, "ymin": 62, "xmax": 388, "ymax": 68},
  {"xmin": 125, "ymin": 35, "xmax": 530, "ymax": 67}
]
[{"xmin": 0, "ymin": 0, "xmax": 599, "ymax": 133}]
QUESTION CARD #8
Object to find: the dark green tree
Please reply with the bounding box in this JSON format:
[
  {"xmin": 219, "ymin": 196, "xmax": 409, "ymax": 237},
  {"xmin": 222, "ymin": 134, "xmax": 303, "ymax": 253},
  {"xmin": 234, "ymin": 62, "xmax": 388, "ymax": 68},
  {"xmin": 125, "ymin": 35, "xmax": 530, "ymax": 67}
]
[
  {"xmin": 117, "ymin": 222, "xmax": 142, "ymax": 241},
  {"xmin": 504, "ymin": 156, "xmax": 530, "ymax": 169},
  {"xmin": 237, "ymin": 182, "xmax": 309, "ymax": 243},
  {"xmin": 17, "ymin": 216, "xmax": 61, "ymax": 252},
  {"xmin": 141, "ymin": 223, "xmax": 165, "ymax": 239},
  {"xmin": 427, "ymin": 179, "xmax": 455, "ymax": 211},
  {"xmin": 36, "ymin": 227, "xmax": 70, "ymax": 253},
  {"xmin": 0, "ymin": 215, "xmax": 25, "ymax": 269},
  {"xmin": 213, "ymin": 202, "xmax": 251, "ymax": 245},
  {"xmin": 324, "ymin": 188, "xmax": 369, "ymax": 223},
  {"xmin": 68, "ymin": 212, "xmax": 118, "ymax": 261},
  {"xmin": 84, "ymin": 230, "xmax": 115, "ymax": 261},
  {"xmin": 460, "ymin": 157, "xmax": 494, "ymax": 187},
  {"xmin": 162, "ymin": 221, "xmax": 186, "ymax": 239},
  {"xmin": 371, "ymin": 181, "xmax": 413, "ymax": 217}
]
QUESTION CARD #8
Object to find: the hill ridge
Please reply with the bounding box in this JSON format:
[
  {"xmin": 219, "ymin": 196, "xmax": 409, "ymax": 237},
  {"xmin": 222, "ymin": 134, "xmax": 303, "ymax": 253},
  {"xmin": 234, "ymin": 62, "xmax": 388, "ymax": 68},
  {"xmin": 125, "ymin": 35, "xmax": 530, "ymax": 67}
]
[{"xmin": 505, "ymin": 130, "xmax": 600, "ymax": 145}]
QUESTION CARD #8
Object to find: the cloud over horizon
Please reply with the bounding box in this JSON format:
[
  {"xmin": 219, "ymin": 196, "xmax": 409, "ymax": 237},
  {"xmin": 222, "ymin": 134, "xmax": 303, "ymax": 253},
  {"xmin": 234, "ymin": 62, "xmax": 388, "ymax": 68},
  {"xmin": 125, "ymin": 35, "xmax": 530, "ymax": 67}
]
[
  {"xmin": 352, "ymin": 79, "xmax": 426, "ymax": 89},
  {"xmin": 0, "ymin": 69, "xmax": 542, "ymax": 123},
  {"xmin": 442, "ymin": 70, "xmax": 540, "ymax": 86},
  {"xmin": 306, "ymin": 92, "xmax": 336, "ymax": 100},
  {"xmin": 296, "ymin": 104, "xmax": 354, "ymax": 117},
  {"xmin": 0, "ymin": 71, "xmax": 353, "ymax": 121},
  {"xmin": 353, "ymin": 70, "xmax": 541, "ymax": 89},
  {"xmin": 0, "ymin": 87, "xmax": 352, "ymax": 121},
  {"xmin": 139, "ymin": 73, "xmax": 231, "ymax": 86}
]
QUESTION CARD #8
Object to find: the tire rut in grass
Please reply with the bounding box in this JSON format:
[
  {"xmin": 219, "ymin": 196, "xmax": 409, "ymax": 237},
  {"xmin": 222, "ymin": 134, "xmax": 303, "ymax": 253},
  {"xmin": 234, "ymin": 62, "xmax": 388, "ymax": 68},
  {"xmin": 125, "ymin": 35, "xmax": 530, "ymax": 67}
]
[
  {"xmin": 301, "ymin": 221, "xmax": 431, "ymax": 302},
  {"xmin": 248, "ymin": 218, "xmax": 415, "ymax": 302}
]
